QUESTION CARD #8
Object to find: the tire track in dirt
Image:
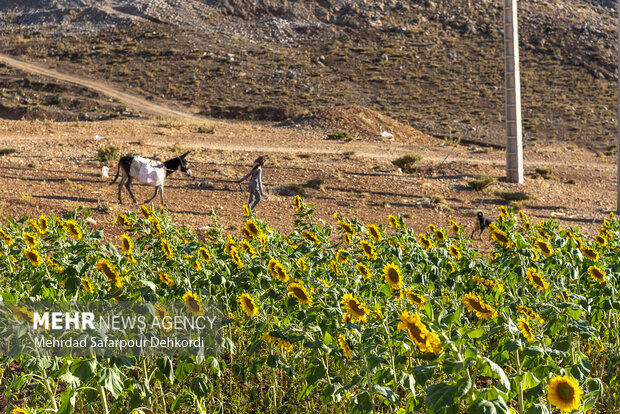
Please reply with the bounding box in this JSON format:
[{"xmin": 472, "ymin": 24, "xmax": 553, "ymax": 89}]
[{"xmin": 0, "ymin": 53, "xmax": 204, "ymax": 121}]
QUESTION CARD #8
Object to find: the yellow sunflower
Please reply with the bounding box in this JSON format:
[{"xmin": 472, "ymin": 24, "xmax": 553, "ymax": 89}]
[
  {"xmin": 356, "ymin": 263, "xmax": 372, "ymax": 279},
  {"xmin": 434, "ymin": 228, "xmax": 447, "ymax": 242},
  {"xmin": 330, "ymin": 260, "xmax": 340, "ymax": 276},
  {"xmin": 490, "ymin": 227, "xmax": 511, "ymax": 247},
  {"xmin": 428, "ymin": 224, "xmax": 437, "ymax": 233},
  {"xmin": 581, "ymin": 247, "xmax": 599, "ymax": 262},
  {"xmin": 341, "ymin": 293, "xmax": 370, "ymax": 323},
  {"xmin": 418, "ymin": 234, "xmax": 433, "ymax": 249},
  {"xmin": 405, "ymin": 290, "xmax": 426, "ymax": 309},
  {"xmin": 534, "ymin": 238, "xmax": 554, "ymax": 257},
  {"xmin": 588, "ymin": 265, "xmax": 606, "ymax": 283},
  {"xmin": 239, "ymin": 293, "xmax": 259, "ymax": 317},
  {"xmin": 23, "ymin": 231, "xmax": 38, "ymax": 248},
  {"xmin": 388, "ymin": 215, "xmax": 400, "ymax": 230},
  {"xmin": 517, "ymin": 304, "xmax": 544, "ymax": 323},
  {"xmin": 28, "ymin": 219, "xmax": 42, "ymax": 234},
  {"xmin": 139, "ymin": 205, "xmax": 151, "ymax": 219},
  {"xmin": 336, "ymin": 249, "xmax": 349, "ymax": 264},
  {"xmin": 463, "ymin": 293, "xmax": 497, "ymax": 319},
  {"xmin": 293, "ymin": 195, "xmax": 303, "ymax": 211},
  {"xmin": 243, "ymin": 204, "xmax": 252, "ymax": 217},
  {"xmin": 96, "ymin": 258, "xmax": 123, "ymax": 288},
  {"xmin": 12, "ymin": 407, "xmax": 28, "ymax": 414},
  {"xmin": 338, "ymin": 335, "xmax": 353, "ymax": 359},
  {"xmin": 120, "ymin": 234, "xmax": 133, "ymax": 255},
  {"xmin": 287, "ymin": 283, "xmax": 313, "ymax": 306},
  {"xmin": 115, "ymin": 214, "xmax": 131, "ymax": 231},
  {"xmin": 448, "ymin": 245, "xmax": 462, "ymax": 260},
  {"xmin": 297, "ymin": 257, "xmax": 308, "ymax": 271},
  {"xmin": 397, "ymin": 310, "xmax": 442, "ymax": 355},
  {"xmin": 261, "ymin": 332, "xmax": 293, "ymax": 352},
  {"xmin": 547, "ymin": 376, "xmax": 583, "ymax": 413},
  {"xmin": 517, "ymin": 318, "xmax": 535, "ymax": 342},
  {"xmin": 161, "ymin": 239, "xmax": 174, "ymax": 259},
  {"xmin": 150, "ymin": 216, "xmax": 163, "ymax": 236},
  {"xmin": 190, "ymin": 258, "xmax": 201, "ymax": 271},
  {"xmin": 46, "ymin": 256, "xmax": 64, "ymax": 273},
  {"xmin": 224, "ymin": 235, "xmax": 236, "ymax": 254},
  {"xmin": 359, "ymin": 239, "xmax": 377, "ymax": 260},
  {"xmin": 343, "ymin": 232, "xmax": 352, "ymax": 245},
  {"xmin": 526, "ymin": 267, "xmax": 549, "ymax": 291},
  {"xmin": 81, "ymin": 278, "xmax": 94, "ymax": 294},
  {"xmin": 182, "ymin": 291, "xmax": 204, "ymax": 316},
  {"xmin": 65, "ymin": 220, "xmax": 83, "ymax": 240},
  {"xmin": 336, "ymin": 216, "xmax": 355, "ymax": 235},
  {"xmin": 0, "ymin": 228, "xmax": 14, "ymax": 246},
  {"xmin": 450, "ymin": 220, "xmax": 461, "ymax": 234},
  {"xmin": 239, "ymin": 240, "xmax": 257, "ymax": 256},
  {"xmin": 243, "ymin": 219, "xmax": 261, "ymax": 239},
  {"xmin": 446, "ymin": 261, "xmax": 455, "ymax": 273},
  {"xmin": 198, "ymin": 247, "xmax": 212, "ymax": 262},
  {"xmin": 366, "ymin": 224, "xmax": 382, "ymax": 242},
  {"xmin": 518, "ymin": 210, "xmax": 525, "ymax": 221},
  {"xmin": 383, "ymin": 263, "xmax": 403, "ymax": 290},
  {"xmin": 158, "ymin": 271, "xmax": 174, "ymax": 287},
  {"xmin": 594, "ymin": 235, "xmax": 607, "ymax": 246},
  {"xmin": 302, "ymin": 230, "xmax": 321, "ymax": 245},
  {"xmin": 268, "ymin": 258, "xmax": 289, "ymax": 282},
  {"xmin": 230, "ymin": 246, "xmax": 243, "ymax": 268},
  {"xmin": 24, "ymin": 248, "xmax": 43, "ymax": 267}
]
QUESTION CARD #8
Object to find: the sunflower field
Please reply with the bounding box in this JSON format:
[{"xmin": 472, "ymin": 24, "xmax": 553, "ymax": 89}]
[{"xmin": 0, "ymin": 197, "xmax": 619, "ymax": 413}]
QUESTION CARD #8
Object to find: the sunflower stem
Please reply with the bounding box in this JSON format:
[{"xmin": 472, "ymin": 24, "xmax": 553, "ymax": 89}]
[
  {"xmin": 98, "ymin": 385, "xmax": 109, "ymax": 414},
  {"xmin": 40, "ymin": 369, "xmax": 58, "ymax": 412},
  {"xmin": 515, "ymin": 349, "xmax": 524, "ymax": 413}
]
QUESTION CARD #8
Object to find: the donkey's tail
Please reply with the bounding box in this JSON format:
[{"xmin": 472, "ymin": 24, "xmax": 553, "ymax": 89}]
[{"xmin": 109, "ymin": 159, "xmax": 121, "ymax": 185}]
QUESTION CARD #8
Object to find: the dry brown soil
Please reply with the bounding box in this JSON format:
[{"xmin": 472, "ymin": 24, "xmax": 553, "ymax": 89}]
[
  {"xmin": 0, "ymin": 53, "xmax": 616, "ymax": 243},
  {"xmin": 0, "ymin": 115, "xmax": 615, "ymax": 246}
]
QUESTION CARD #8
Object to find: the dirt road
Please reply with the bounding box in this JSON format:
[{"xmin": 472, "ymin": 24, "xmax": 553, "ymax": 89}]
[{"xmin": 0, "ymin": 53, "xmax": 204, "ymax": 121}]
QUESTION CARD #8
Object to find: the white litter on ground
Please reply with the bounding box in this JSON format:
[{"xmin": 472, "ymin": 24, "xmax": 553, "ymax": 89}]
[
  {"xmin": 101, "ymin": 166, "xmax": 109, "ymax": 177},
  {"xmin": 381, "ymin": 131, "xmax": 394, "ymax": 138}
]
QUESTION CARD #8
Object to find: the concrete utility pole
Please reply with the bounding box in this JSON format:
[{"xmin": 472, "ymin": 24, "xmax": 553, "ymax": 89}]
[{"xmin": 503, "ymin": 0, "xmax": 524, "ymax": 184}]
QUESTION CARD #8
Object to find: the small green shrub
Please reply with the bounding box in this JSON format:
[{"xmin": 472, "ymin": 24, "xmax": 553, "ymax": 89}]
[
  {"xmin": 197, "ymin": 126, "xmax": 215, "ymax": 134},
  {"xmin": 95, "ymin": 145, "xmax": 120, "ymax": 162},
  {"xmin": 494, "ymin": 190, "xmax": 529, "ymax": 201},
  {"xmin": 535, "ymin": 167, "xmax": 553, "ymax": 179},
  {"xmin": 392, "ymin": 154, "xmax": 422, "ymax": 172},
  {"xmin": 326, "ymin": 131, "xmax": 351, "ymax": 141},
  {"xmin": 467, "ymin": 175, "xmax": 496, "ymax": 191}
]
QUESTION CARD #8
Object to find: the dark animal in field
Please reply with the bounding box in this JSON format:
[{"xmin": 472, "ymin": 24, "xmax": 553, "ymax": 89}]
[
  {"xmin": 110, "ymin": 152, "xmax": 192, "ymax": 206},
  {"xmin": 471, "ymin": 211, "xmax": 495, "ymax": 240}
]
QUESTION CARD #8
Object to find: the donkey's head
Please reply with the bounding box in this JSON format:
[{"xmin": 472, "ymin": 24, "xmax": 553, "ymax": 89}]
[
  {"xmin": 163, "ymin": 151, "xmax": 193, "ymax": 178},
  {"xmin": 178, "ymin": 151, "xmax": 193, "ymax": 178}
]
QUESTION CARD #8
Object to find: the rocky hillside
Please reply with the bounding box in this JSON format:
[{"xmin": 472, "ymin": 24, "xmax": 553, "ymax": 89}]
[{"xmin": 0, "ymin": 0, "xmax": 617, "ymax": 151}]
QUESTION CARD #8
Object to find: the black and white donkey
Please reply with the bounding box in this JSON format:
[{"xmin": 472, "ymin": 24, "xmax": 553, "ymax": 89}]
[{"xmin": 110, "ymin": 152, "xmax": 192, "ymax": 206}]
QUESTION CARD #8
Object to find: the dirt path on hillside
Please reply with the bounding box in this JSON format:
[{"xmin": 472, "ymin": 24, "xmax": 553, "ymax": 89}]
[
  {"xmin": 0, "ymin": 56, "xmax": 616, "ymax": 243},
  {"xmin": 0, "ymin": 54, "xmax": 204, "ymax": 121},
  {"xmin": 0, "ymin": 53, "xmax": 616, "ymax": 172}
]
